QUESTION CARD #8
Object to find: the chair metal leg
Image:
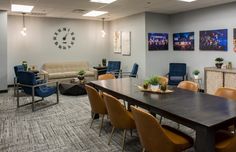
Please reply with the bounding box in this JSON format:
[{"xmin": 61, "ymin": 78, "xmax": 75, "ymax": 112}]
[
  {"xmin": 90, "ymin": 113, "xmax": 96, "ymax": 128},
  {"xmin": 160, "ymin": 116, "xmax": 163, "ymax": 124},
  {"xmin": 142, "ymin": 148, "xmax": 145, "ymax": 152},
  {"xmin": 32, "ymin": 87, "xmax": 35, "ymax": 112},
  {"xmin": 56, "ymin": 82, "xmax": 59, "ymax": 104},
  {"xmin": 108, "ymin": 127, "xmax": 115, "ymax": 145},
  {"xmin": 130, "ymin": 129, "xmax": 133, "ymax": 137},
  {"xmin": 16, "ymin": 84, "xmax": 20, "ymax": 108},
  {"xmin": 122, "ymin": 129, "xmax": 127, "ymax": 152},
  {"xmin": 99, "ymin": 114, "xmax": 105, "ymax": 136}
]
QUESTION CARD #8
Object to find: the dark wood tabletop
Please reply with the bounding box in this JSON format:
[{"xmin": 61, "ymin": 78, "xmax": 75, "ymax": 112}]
[{"xmin": 90, "ymin": 78, "xmax": 236, "ymax": 152}]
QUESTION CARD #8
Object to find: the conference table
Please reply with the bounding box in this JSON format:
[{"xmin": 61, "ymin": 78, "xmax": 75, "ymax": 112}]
[{"xmin": 90, "ymin": 78, "xmax": 236, "ymax": 152}]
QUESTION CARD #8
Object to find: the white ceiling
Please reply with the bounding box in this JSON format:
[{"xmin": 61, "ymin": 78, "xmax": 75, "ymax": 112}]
[{"xmin": 0, "ymin": 0, "xmax": 236, "ymax": 21}]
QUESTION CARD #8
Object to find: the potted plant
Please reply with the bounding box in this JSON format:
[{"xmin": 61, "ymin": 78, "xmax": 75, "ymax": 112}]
[
  {"xmin": 192, "ymin": 70, "xmax": 200, "ymax": 79},
  {"xmin": 78, "ymin": 70, "xmax": 86, "ymax": 81},
  {"xmin": 143, "ymin": 80, "xmax": 149, "ymax": 89},
  {"xmin": 148, "ymin": 76, "xmax": 159, "ymax": 91},
  {"xmin": 102, "ymin": 58, "xmax": 106, "ymax": 66},
  {"xmin": 215, "ymin": 57, "xmax": 224, "ymax": 69}
]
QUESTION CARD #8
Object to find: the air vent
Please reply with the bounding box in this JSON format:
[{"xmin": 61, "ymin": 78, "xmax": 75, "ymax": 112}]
[
  {"xmin": 72, "ymin": 9, "xmax": 87, "ymax": 14},
  {"xmin": 31, "ymin": 12, "xmax": 47, "ymax": 16}
]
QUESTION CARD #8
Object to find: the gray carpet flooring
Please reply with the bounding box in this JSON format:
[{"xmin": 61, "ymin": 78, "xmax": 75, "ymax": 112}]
[{"xmin": 0, "ymin": 89, "xmax": 195, "ymax": 152}]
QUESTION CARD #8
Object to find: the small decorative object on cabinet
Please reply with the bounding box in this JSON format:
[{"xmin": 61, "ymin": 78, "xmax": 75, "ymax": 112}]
[
  {"xmin": 215, "ymin": 57, "xmax": 224, "ymax": 69},
  {"xmin": 192, "ymin": 70, "xmax": 200, "ymax": 79},
  {"xmin": 228, "ymin": 62, "xmax": 232, "ymax": 69}
]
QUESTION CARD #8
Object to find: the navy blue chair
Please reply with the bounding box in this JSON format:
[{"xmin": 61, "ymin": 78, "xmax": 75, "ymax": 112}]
[
  {"xmin": 167, "ymin": 63, "xmax": 187, "ymax": 85},
  {"xmin": 119, "ymin": 63, "xmax": 139, "ymax": 78},
  {"xmin": 16, "ymin": 71, "xmax": 59, "ymax": 112},
  {"xmin": 106, "ymin": 61, "xmax": 121, "ymax": 73}
]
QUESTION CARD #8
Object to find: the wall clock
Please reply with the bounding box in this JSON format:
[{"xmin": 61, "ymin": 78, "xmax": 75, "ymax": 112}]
[{"xmin": 53, "ymin": 27, "xmax": 75, "ymax": 50}]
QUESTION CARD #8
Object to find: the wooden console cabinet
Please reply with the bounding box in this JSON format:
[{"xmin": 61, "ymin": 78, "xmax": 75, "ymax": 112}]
[{"xmin": 204, "ymin": 67, "xmax": 236, "ymax": 94}]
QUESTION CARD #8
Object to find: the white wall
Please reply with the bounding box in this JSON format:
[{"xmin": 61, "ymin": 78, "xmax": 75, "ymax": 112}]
[
  {"xmin": 108, "ymin": 13, "xmax": 146, "ymax": 79},
  {"xmin": 170, "ymin": 3, "xmax": 236, "ymax": 80},
  {"xmin": 8, "ymin": 16, "xmax": 109, "ymax": 84},
  {"xmin": 145, "ymin": 2, "xmax": 236, "ymax": 82},
  {"xmin": 0, "ymin": 11, "xmax": 7, "ymax": 91},
  {"xmin": 145, "ymin": 12, "xmax": 171, "ymax": 77}
]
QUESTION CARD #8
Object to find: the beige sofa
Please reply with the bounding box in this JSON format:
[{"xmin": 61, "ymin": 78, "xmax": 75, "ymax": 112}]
[{"xmin": 41, "ymin": 61, "xmax": 97, "ymax": 82}]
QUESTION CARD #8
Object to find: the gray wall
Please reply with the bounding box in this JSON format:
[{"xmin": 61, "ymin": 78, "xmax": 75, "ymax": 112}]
[
  {"xmin": 146, "ymin": 2, "xmax": 236, "ymax": 81},
  {"xmin": 108, "ymin": 13, "xmax": 146, "ymax": 79},
  {"xmin": 8, "ymin": 16, "xmax": 109, "ymax": 84},
  {"xmin": 0, "ymin": 11, "xmax": 7, "ymax": 91}
]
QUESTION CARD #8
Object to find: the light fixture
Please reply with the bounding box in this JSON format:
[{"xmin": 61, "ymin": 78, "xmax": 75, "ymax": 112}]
[
  {"xmin": 178, "ymin": 0, "xmax": 196, "ymax": 2},
  {"xmin": 11, "ymin": 4, "xmax": 34, "ymax": 13},
  {"xmin": 20, "ymin": 13, "xmax": 27, "ymax": 36},
  {"xmin": 90, "ymin": 0, "xmax": 117, "ymax": 4},
  {"xmin": 101, "ymin": 18, "xmax": 106, "ymax": 38},
  {"xmin": 83, "ymin": 10, "xmax": 108, "ymax": 17}
]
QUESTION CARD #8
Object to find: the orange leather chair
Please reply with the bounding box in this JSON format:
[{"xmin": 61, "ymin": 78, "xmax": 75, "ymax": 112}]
[
  {"xmin": 215, "ymin": 130, "xmax": 236, "ymax": 152},
  {"xmin": 98, "ymin": 73, "xmax": 116, "ymax": 80},
  {"xmin": 215, "ymin": 87, "xmax": 236, "ymax": 101},
  {"xmin": 85, "ymin": 84, "xmax": 107, "ymax": 136},
  {"xmin": 103, "ymin": 93, "xmax": 136, "ymax": 152},
  {"xmin": 177, "ymin": 81, "xmax": 199, "ymax": 92},
  {"xmin": 131, "ymin": 106, "xmax": 193, "ymax": 152}
]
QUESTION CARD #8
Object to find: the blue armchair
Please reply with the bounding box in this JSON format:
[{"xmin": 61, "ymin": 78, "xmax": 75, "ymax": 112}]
[
  {"xmin": 98, "ymin": 61, "xmax": 121, "ymax": 77},
  {"xmin": 16, "ymin": 71, "xmax": 59, "ymax": 112},
  {"xmin": 119, "ymin": 63, "xmax": 139, "ymax": 78},
  {"xmin": 167, "ymin": 63, "xmax": 187, "ymax": 85}
]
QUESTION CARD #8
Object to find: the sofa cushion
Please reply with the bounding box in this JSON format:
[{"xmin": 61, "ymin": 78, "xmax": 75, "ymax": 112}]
[{"xmin": 84, "ymin": 71, "xmax": 95, "ymax": 77}]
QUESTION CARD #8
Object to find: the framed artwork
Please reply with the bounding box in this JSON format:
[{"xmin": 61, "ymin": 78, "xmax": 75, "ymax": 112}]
[
  {"xmin": 200, "ymin": 29, "xmax": 228, "ymax": 51},
  {"xmin": 148, "ymin": 33, "xmax": 168, "ymax": 51},
  {"xmin": 234, "ymin": 28, "xmax": 236, "ymax": 52},
  {"xmin": 173, "ymin": 32, "xmax": 194, "ymax": 51},
  {"xmin": 113, "ymin": 31, "xmax": 122, "ymax": 53},
  {"xmin": 121, "ymin": 32, "xmax": 131, "ymax": 56}
]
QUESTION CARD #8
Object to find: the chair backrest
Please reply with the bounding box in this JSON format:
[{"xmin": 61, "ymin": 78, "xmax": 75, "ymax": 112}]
[
  {"xmin": 17, "ymin": 71, "xmax": 37, "ymax": 95},
  {"xmin": 85, "ymin": 85, "xmax": 107, "ymax": 115},
  {"xmin": 169, "ymin": 63, "xmax": 186, "ymax": 76},
  {"xmin": 98, "ymin": 73, "xmax": 116, "ymax": 80},
  {"xmin": 14, "ymin": 65, "xmax": 25, "ymax": 77},
  {"xmin": 106, "ymin": 61, "xmax": 121, "ymax": 73},
  {"xmin": 215, "ymin": 87, "xmax": 236, "ymax": 101},
  {"xmin": 158, "ymin": 76, "xmax": 168, "ymax": 85},
  {"xmin": 103, "ymin": 93, "xmax": 134, "ymax": 129},
  {"xmin": 131, "ymin": 106, "xmax": 175, "ymax": 152},
  {"xmin": 177, "ymin": 81, "xmax": 198, "ymax": 92},
  {"xmin": 130, "ymin": 63, "xmax": 139, "ymax": 77}
]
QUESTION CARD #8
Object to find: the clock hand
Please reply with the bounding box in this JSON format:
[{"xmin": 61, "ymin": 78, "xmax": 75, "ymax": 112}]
[{"xmin": 62, "ymin": 33, "xmax": 68, "ymax": 41}]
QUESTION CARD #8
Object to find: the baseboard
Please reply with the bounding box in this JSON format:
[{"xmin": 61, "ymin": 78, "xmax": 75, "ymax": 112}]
[{"xmin": 0, "ymin": 89, "xmax": 8, "ymax": 93}]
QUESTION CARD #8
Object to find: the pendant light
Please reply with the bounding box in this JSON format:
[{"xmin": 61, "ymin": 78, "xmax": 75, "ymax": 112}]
[
  {"xmin": 20, "ymin": 13, "xmax": 27, "ymax": 36},
  {"xmin": 101, "ymin": 18, "xmax": 106, "ymax": 38}
]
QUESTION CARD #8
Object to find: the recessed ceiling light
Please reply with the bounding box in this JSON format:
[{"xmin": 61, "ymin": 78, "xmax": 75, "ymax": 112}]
[
  {"xmin": 90, "ymin": 0, "xmax": 117, "ymax": 4},
  {"xmin": 83, "ymin": 10, "xmax": 108, "ymax": 17},
  {"xmin": 11, "ymin": 4, "xmax": 34, "ymax": 13},
  {"xmin": 178, "ymin": 0, "xmax": 196, "ymax": 2}
]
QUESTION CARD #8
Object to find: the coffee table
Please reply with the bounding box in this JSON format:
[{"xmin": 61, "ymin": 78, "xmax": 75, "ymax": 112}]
[{"xmin": 59, "ymin": 80, "xmax": 87, "ymax": 96}]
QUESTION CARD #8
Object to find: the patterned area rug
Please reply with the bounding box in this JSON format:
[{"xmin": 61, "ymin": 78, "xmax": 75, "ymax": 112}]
[{"xmin": 0, "ymin": 89, "xmax": 194, "ymax": 152}]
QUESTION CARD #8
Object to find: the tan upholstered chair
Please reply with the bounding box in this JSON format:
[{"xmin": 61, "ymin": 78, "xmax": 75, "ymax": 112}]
[
  {"xmin": 85, "ymin": 84, "xmax": 107, "ymax": 136},
  {"xmin": 158, "ymin": 76, "xmax": 169, "ymax": 85},
  {"xmin": 215, "ymin": 87, "xmax": 236, "ymax": 101},
  {"xmin": 215, "ymin": 87, "xmax": 236, "ymax": 133},
  {"xmin": 98, "ymin": 73, "xmax": 116, "ymax": 80},
  {"xmin": 103, "ymin": 93, "xmax": 136, "ymax": 152},
  {"xmin": 177, "ymin": 81, "xmax": 199, "ymax": 92},
  {"xmin": 215, "ymin": 130, "xmax": 236, "ymax": 152},
  {"xmin": 131, "ymin": 106, "xmax": 193, "ymax": 152}
]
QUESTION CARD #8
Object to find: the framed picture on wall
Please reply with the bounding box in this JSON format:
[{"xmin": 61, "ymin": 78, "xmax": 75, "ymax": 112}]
[
  {"xmin": 199, "ymin": 29, "xmax": 228, "ymax": 51},
  {"xmin": 113, "ymin": 31, "xmax": 122, "ymax": 53},
  {"xmin": 234, "ymin": 28, "xmax": 236, "ymax": 52},
  {"xmin": 148, "ymin": 33, "xmax": 168, "ymax": 51},
  {"xmin": 121, "ymin": 31, "xmax": 131, "ymax": 56},
  {"xmin": 173, "ymin": 32, "xmax": 194, "ymax": 51}
]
